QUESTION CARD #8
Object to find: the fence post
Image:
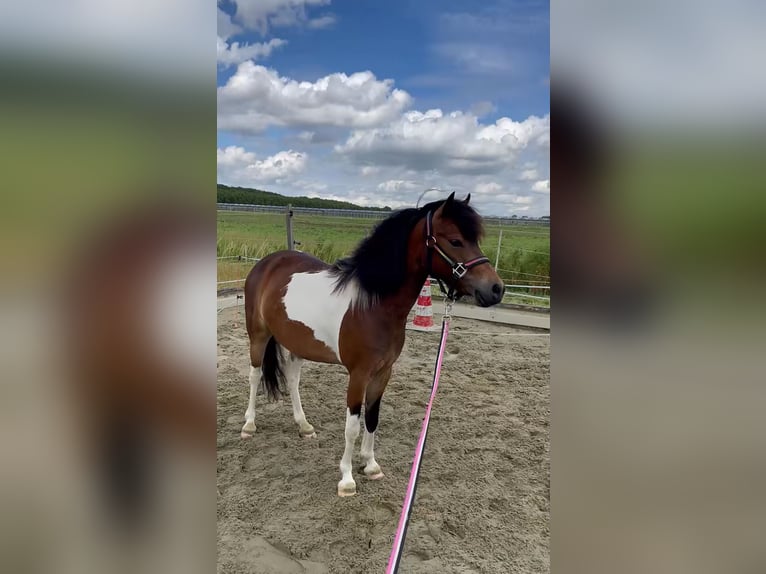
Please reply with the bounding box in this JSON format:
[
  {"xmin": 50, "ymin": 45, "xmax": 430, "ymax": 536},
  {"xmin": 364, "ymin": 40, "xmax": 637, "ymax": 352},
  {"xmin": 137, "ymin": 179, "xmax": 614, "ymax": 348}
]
[
  {"xmin": 286, "ymin": 204, "xmax": 294, "ymax": 250},
  {"xmin": 494, "ymin": 229, "xmax": 503, "ymax": 271}
]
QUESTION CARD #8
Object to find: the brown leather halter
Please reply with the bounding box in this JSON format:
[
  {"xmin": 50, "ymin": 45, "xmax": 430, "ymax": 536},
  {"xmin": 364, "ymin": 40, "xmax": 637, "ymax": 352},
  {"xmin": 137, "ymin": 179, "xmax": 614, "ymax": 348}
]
[{"xmin": 425, "ymin": 210, "xmax": 490, "ymax": 301}]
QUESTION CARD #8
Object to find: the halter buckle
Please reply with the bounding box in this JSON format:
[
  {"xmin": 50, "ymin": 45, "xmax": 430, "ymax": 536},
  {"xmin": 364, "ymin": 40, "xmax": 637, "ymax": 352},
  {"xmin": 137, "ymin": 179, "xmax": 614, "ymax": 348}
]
[{"xmin": 452, "ymin": 263, "xmax": 467, "ymax": 279}]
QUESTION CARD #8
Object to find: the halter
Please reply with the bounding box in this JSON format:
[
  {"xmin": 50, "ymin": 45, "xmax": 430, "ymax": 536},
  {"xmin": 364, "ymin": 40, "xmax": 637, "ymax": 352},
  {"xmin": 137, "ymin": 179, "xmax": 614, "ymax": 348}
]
[{"xmin": 425, "ymin": 210, "xmax": 491, "ymax": 301}]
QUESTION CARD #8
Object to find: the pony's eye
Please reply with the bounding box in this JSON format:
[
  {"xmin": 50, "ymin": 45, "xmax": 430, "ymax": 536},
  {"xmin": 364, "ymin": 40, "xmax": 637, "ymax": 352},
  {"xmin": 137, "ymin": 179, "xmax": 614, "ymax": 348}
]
[{"xmin": 449, "ymin": 239, "xmax": 464, "ymax": 248}]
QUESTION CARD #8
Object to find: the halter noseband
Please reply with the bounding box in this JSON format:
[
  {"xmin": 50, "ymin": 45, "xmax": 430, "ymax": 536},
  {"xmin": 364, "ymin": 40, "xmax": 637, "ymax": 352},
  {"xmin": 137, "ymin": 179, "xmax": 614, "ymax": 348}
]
[{"xmin": 425, "ymin": 210, "xmax": 491, "ymax": 300}]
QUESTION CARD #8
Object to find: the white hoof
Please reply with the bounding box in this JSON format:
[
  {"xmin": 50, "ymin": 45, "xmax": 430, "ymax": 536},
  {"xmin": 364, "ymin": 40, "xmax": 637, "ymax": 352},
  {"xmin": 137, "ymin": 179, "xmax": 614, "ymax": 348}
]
[
  {"xmin": 298, "ymin": 424, "xmax": 316, "ymax": 438},
  {"xmin": 364, "ymin": 464, "xmax": 384, "ymax": 480},
  {"xmin": 337, "ymin": 480, "xmax": 357, "ymax": 497},
  {"xmin": 241, "ymin": 421, "xmax": 256, "ymax": 438}
]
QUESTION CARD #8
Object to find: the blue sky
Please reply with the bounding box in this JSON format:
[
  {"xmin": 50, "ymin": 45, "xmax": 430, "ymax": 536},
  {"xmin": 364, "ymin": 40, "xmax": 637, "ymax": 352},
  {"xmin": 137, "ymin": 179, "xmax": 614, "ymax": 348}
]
[{"xmin": 217, "ymin": 0, "xmax": 549, "ymax": 216}]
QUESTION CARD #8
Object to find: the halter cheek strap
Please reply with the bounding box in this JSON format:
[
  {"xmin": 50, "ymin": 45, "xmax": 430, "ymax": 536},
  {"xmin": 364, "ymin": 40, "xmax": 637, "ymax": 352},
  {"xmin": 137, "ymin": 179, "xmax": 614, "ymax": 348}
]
[{"xmin": 425, "ymin": 210, "xmax": 491, "ymax": 300}]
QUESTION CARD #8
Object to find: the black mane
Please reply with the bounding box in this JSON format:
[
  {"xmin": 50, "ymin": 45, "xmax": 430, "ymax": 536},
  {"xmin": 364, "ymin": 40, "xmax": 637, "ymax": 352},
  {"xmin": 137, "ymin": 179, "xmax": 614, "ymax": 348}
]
[{"xmin": 330, "ymin": 198, "xmax": 483, "ymax": 302}]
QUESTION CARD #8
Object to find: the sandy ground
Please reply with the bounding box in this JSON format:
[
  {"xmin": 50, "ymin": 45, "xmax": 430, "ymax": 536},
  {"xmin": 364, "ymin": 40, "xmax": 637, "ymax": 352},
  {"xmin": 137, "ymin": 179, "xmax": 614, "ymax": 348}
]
[{"xmin": 217, "ymin": 304, "xmax": 549, "ymax": 573}]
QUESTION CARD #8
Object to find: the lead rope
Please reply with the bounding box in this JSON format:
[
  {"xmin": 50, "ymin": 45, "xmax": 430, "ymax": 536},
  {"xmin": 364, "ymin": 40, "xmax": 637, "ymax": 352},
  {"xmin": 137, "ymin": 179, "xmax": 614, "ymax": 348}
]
[{"xmin": 385, "ymin": 298, "xmax": 452, "ymax": 574}]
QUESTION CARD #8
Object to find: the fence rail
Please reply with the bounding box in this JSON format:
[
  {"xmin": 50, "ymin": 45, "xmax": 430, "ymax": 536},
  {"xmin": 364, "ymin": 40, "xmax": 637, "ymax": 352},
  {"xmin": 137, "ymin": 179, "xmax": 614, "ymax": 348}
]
[
  {"xmin": 218, "ymin": 203, "xmax": 550, "ymax": 226},
  {"xmin": 217, "ymin": 205, "xmax": 550, "ymax": 306},
  {"xmin": 217, "ymin": 263, "xmax": 550, "ymax": 302}
]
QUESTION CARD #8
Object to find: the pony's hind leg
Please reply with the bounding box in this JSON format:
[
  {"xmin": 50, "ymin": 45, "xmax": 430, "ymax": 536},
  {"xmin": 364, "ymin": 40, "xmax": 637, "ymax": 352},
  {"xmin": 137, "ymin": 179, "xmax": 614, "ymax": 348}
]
[
  {"xmin": 282, "ymin": 348, "xmax": 315, "ymax": 438},
  {"xmin": 241, "ymin": 337, "xmax": 268, "ymax": 439},
  {"xmin": 241, "ymin": 365, "xmax": 260, "ymax": 438}
]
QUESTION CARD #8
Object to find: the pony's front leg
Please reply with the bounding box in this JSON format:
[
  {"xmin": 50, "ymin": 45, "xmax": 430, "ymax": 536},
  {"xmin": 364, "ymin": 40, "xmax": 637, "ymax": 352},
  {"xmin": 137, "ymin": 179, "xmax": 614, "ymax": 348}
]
[
  {"xmin": 360, "ymin": 427, "xmax": 382, "ymax": 479},
  {"xmin": 338, "ymin": 374, "xmax": 364, "ymax": 497},
  {"xmin": 361, "ymin": 373, "xmax": 389, "ymax": 480},
  {"xmin": 338, "ymin": 405, "xmax": 361, "ymax": 496}
]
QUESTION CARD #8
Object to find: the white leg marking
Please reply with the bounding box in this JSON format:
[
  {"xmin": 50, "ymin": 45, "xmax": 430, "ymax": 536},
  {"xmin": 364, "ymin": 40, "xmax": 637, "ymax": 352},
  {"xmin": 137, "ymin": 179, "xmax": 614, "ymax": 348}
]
[
  {"xmin": 283, "ymin": 350, "xmax": 315, "ymax": 437},
  {"xmin": 241, "ymin": 365, "xmax": 260, "ymax": 438},
  {"xmin": 361, "ymin": 430, "xmax": 383, "ymax": 479},
  {"xmin": 338, "ymin": 408, "xmax": 360, "ymax": 496}
]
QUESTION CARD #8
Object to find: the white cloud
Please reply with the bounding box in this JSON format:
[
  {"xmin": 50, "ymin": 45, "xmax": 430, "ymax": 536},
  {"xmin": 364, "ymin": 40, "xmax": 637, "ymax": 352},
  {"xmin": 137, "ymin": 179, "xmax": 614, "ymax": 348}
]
[
  {"xmin": 532, "ymin": 179, "xmax": 549, "ymax": 193},
  {"xmin": 307, "ymin": 14, "xmax": 336, "ymax": 29},
  {"xmin": 293, "ymin": 179, "xmax": 328, "ymax": 192},
  {"xmin": 218, "ymin": 8, "xmax": 242, "ymax": 40},
  {"xmin": 297, "ymin": 131, "xmax": 315, "ymax": 142},
  {"xmin": 217, "ymin": 37, "xmax": 286, "ymax": 67},
  {"xmin": 360, "ymin": 166, "xmax": 380, "ymax": 176},
  {"xmin": 217, "ymin": 145, "xmax": 256, "ymax": 168},
  {"xmin": 469, "ymin": 100, "xmax": 497, "ymax": 117},
  {"xmin": 432, "ymin": 42, "xmax": 513, "ymax": 74},
  {"xmin": 377, "ymin": 180, "xmax": 419, "ymax": 192},
  {"xmin": 336, "ymin": 109, "xmax": 549, "ymax": 174},
  {"xmin": 306, "ymin": 193, "xmax": 411, "ymax": 210},
  {"xmin": 474, "ymin": 182, "xmax": 502, "ymax": 195},
  {"xmin": 217, "ymin": 63, "xmax": 412, "ymax": 134},
  {"xmin": 217, "ymin": 146, "xmax": 307, "ymax": 184},
  {"xmin": 519, "ymin": 168, "xmax": 538, "ymax": 181},
  {"xmin": 471, "ymin": 184, "xmax": 536, "ymax": 207},
  {"xmin": 477, "ymin": 115, "xmax": 550, "ymax": 147},
  {"xmin": 230, "ymin": 0, "xmax": 331, "ymax": 34}
]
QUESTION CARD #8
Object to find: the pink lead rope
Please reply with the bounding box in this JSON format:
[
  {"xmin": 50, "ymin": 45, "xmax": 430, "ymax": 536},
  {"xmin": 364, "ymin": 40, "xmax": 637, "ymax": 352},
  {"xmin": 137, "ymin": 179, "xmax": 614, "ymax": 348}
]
[{"xmin": 385, "ymin": 310, "xmax": 451, "ymax": 574}]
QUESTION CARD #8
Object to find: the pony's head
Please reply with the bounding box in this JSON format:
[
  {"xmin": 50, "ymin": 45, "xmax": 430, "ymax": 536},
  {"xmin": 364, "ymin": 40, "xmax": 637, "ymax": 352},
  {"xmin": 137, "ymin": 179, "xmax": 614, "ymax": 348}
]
[{"xmin": 425, "ymin": 192, "xmax": 504, "ymax": 307}]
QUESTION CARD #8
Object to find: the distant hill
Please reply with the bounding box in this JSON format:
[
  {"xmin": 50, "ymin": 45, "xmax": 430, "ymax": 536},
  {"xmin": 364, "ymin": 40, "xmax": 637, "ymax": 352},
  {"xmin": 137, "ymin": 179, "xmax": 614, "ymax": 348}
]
[{"xmin": 217, "ymin": 184, "xmax": 391, "ymax": 211}]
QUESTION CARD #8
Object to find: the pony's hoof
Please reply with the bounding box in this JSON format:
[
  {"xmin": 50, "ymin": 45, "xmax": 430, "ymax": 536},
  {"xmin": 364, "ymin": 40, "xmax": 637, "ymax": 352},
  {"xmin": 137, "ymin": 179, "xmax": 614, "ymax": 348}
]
[
  {"xmin": 363, "ymin": 464, "xmax": 384, "ymax": 480},
  {"xmin": 298, "ymin": 425, "xmax": 316, "ymax": 439},
  {"xmin": 337, "ymin": 481, "xmax": 357, "ymax": 497},
  {"xmin": 241, "ymin": 422, "xmax": 256, "ymax": 438},
  {"xmin": 365, "ymin": 470, "xmax": 384, "ymax": 480}
]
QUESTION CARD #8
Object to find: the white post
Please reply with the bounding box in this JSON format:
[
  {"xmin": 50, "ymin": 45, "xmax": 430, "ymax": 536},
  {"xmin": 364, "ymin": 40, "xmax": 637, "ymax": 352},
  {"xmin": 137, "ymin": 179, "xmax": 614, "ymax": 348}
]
[{"xmin": 494, "ymin": 228, "xmax": 503, "ymax": 271}]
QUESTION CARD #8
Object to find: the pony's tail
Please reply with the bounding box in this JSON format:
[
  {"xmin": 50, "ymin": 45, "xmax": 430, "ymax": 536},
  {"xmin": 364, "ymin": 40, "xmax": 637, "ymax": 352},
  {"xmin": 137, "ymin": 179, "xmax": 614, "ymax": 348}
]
[{"xmin": 261, "ymin": 336, "xmax": 286, "ymax": 401}]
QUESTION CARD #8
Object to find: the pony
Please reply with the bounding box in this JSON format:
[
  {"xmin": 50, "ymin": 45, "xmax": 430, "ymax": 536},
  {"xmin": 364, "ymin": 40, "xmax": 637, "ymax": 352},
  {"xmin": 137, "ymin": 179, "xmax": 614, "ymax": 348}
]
[{"xmin": 241, "ymin": 192, "xmax": 504, "ymax": 496}]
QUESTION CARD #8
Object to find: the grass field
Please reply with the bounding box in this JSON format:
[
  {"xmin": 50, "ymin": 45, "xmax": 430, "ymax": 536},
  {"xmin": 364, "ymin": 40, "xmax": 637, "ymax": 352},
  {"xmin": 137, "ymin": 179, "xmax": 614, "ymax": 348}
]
[{"xmin": 217, "ymin": 210, "xmax": 550, "ymax": 305}]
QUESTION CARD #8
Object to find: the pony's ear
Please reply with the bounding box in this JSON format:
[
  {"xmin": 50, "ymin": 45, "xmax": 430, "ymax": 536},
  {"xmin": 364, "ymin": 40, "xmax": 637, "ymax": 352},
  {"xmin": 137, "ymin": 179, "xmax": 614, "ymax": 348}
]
[
  {"xmin": 437, "ymin": 191, "xmax": 455, "ymax": 218},
  {"xmin": 464, "ymin": 193, "xmax": 471, "ymax": 204}
]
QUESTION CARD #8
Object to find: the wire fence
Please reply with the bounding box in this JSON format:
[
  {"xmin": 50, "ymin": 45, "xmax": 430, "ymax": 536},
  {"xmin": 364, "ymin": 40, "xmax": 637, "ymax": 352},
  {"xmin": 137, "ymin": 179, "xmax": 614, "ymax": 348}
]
[
  {"xmin": 217, "ymin": 274, "xmax": 548, "ymax": 302},
  {"xmin": 218, "ymin": 202, "xmax": 550, "ymax": 227},
  {"xmin": 217, "ymin": 205, "xmax": 550, "ymax": 306}
]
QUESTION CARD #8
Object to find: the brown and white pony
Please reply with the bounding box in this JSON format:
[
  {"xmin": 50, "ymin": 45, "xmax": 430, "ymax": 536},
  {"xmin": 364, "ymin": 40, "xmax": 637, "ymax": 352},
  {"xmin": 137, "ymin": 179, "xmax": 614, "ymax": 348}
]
[{"xmin": 241, "ymin": 192, "xmax": 504, "ymax": 496}]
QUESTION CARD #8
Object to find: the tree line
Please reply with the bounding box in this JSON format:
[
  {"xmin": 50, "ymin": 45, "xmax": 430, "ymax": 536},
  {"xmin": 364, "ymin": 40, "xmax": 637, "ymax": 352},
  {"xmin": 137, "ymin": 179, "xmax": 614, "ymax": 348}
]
[{"xmin": 217, "ymin": 184, "xmax": 392, "ymax": 211}]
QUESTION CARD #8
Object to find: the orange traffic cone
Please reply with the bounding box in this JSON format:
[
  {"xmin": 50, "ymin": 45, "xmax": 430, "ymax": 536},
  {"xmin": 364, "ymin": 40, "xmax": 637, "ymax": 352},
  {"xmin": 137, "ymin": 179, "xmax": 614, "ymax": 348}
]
[{"xmin": 406, "ymin": 279, "xmax": 441, "ymax": 331}]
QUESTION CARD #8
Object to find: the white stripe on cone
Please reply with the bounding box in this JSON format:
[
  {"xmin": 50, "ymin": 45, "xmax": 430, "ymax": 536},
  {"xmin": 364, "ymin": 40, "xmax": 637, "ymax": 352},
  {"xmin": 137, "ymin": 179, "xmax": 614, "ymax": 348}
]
[{"xmin": 406, "ymin": 279, "xmax": 440, "ymax": 331}]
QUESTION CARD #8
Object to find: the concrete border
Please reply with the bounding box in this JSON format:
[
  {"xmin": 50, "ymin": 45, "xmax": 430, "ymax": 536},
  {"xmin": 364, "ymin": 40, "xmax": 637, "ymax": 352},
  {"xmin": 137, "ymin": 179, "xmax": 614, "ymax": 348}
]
[{"xmin": 445, "ymin": 301, "xmax": 549, "ymax": 330}]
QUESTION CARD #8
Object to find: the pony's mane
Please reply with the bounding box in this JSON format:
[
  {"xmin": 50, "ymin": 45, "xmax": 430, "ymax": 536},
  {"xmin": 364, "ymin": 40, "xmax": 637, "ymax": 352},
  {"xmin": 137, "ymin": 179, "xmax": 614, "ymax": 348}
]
[{"xmin": 330, "ymin": 198, "xmax": 483, "ymax": 306}]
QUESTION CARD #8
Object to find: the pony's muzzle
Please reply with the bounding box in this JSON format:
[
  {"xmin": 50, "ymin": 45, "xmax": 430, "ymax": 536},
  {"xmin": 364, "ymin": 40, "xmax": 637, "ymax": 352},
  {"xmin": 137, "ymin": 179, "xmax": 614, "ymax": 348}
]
[{"xmin": 474, "ymin": 282, "xmax": 504, "ymax": 307}]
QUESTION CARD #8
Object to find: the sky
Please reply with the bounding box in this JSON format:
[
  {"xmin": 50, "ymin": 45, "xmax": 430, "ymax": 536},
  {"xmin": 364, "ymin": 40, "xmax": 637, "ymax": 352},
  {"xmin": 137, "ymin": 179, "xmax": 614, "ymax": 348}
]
[{"xmin": 217, "ymin": 0, "xmax": 550, "ymax": 217}]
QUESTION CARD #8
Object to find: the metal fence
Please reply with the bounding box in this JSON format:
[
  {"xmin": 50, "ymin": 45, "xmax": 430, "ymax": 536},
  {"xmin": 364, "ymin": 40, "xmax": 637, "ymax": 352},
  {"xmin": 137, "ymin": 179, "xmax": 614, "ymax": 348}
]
[
  {"xmin": 217, "ymin": 203, "xmax": 550, "ymax": 226},
  {"xmin": 218, "ymin": 203, "xmax": 388, "ymax": 219},
  {"xmin": 217, "ymin": 202, "xmax": 550, "ymax": 306}
]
